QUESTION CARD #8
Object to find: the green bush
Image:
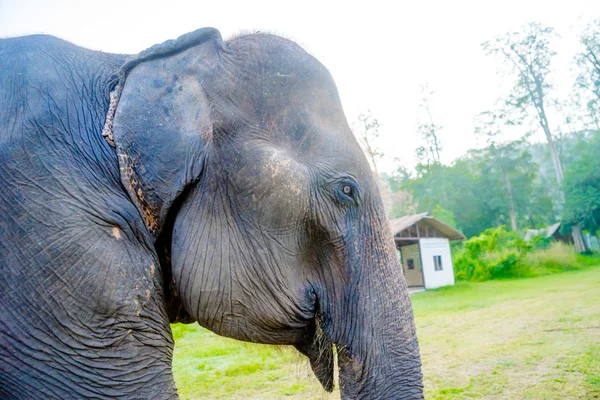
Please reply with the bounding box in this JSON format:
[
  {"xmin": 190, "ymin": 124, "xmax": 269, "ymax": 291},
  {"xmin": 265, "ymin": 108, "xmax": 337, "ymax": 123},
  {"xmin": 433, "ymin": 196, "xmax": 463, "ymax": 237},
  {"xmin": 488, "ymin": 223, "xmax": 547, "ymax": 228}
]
[
  {"xmin": 453, "ymin": 226, "xmax": 599, "ymax": 282},
  {"xmin": 454, "ymin": 226, "xmax": 528, "ymax": 281}
]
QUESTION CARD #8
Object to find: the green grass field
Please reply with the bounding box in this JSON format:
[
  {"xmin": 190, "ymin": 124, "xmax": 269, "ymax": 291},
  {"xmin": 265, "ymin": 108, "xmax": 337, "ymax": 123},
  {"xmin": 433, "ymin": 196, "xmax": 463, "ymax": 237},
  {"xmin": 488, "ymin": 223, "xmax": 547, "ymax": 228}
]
[{"xmin": 172, "ymin": 266, "xmax": 600, "ymax": 399}]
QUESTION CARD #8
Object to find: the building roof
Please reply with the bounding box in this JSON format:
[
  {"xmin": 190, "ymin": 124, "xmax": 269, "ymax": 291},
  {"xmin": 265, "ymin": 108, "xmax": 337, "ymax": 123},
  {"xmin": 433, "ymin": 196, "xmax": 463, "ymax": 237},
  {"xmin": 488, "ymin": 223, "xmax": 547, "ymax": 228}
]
[
  {"xmin": 524, "ymin": 222, "xmax": 563, "ymax": 241},
  {"xmin": 390, "ymin": 212, "xmax": 466, "ymax": 241}
]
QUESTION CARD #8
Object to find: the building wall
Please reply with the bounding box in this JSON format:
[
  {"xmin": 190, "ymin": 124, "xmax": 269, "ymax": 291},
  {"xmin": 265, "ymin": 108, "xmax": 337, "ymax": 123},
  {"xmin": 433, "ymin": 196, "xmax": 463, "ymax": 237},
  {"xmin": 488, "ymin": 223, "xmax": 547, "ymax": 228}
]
[
  {"xmin": 399, "ymin": 244, "xmax": 424, "ymax": 287},
  {"xmin": 419, "ymin": 238, "xmax": 455, "ymax": 289}
]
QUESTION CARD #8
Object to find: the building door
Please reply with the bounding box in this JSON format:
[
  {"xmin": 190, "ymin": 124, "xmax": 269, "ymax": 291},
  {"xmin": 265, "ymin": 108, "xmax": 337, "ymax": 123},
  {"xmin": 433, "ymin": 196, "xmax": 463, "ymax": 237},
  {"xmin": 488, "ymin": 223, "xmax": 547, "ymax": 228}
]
[{"xmin": 399, "ymin": 244, "xmax": 424, "ymax": 287}]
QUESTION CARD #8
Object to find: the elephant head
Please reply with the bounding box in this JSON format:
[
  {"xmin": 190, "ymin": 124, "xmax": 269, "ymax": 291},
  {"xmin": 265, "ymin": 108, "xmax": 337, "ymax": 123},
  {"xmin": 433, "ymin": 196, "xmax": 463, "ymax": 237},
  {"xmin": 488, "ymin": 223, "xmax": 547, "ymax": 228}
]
[{"xmin": 110, "ymin": 28, "xmax": 423, "ymax": 398}]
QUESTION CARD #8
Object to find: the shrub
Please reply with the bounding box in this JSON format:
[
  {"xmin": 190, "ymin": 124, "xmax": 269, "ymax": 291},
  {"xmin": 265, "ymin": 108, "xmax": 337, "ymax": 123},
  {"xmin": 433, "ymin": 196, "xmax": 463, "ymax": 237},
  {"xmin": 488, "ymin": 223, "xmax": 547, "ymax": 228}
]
[
  {"xmin": 525, "ymin": 242, "xmax": 581, "ymax": 274},
  {"xmin": 454, "ymin": 226, "xmax": 530, "ymax": 281},
  {"xmin": 453, "ymin": 226, "xmax": 599, "ymax": 282}
]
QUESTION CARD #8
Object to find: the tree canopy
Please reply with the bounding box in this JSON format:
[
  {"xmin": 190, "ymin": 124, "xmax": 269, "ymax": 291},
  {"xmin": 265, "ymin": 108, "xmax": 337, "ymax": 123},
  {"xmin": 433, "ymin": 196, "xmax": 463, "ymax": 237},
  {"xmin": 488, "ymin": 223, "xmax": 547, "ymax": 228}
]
[{"xmin": 363, "ymin": 21, "xmax": 600, "ymax": 246}]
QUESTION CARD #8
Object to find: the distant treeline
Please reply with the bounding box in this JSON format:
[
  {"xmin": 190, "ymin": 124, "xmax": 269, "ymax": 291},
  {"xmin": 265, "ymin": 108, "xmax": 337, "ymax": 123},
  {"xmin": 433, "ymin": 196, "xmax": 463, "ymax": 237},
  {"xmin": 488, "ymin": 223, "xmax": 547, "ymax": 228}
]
[
  {"xmin": 370, "ymin": 20, "xmax": 600, "ymax": 240},
  {"xmin": 382, "ymin": 130, "xmax": 600, "ymax": 239}
]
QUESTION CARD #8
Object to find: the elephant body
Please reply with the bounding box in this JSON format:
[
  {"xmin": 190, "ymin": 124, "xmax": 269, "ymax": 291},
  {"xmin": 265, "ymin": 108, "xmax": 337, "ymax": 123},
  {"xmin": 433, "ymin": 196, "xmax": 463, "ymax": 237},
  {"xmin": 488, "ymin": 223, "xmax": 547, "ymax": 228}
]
[
  {"xmin": 0, "ymin": 35, "xmax": 178, "ymax": 398},
  {"xmin": 0, "ymin": 29, "xmax": 423, "ymax": 399}
]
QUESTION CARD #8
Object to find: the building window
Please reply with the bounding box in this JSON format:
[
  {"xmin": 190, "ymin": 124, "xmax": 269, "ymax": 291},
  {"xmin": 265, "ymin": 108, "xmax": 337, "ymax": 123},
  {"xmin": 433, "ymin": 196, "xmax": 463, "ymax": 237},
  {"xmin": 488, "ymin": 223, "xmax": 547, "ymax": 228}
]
[
  {"xmin": 407, "ymin": 258, "xmax": 415, "ymax": 270},
  {"xmin": 434, "ymin": 255, "xmax": 443, "ymax": 271}
]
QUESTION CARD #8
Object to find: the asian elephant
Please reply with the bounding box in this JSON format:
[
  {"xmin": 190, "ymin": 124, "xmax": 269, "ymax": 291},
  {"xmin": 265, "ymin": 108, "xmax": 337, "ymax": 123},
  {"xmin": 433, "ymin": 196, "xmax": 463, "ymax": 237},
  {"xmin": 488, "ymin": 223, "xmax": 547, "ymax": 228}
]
[{"xmin": 0, "ymin": 28, "xmax": 423, "ymax": 399}]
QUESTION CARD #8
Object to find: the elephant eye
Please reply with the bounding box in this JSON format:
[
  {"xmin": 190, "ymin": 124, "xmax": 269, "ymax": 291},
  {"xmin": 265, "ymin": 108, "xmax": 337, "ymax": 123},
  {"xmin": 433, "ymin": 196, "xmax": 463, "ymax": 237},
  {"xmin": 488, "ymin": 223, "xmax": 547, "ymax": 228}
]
[{"xmin": 336, "ymin": 178, "xmax": 360, "ymax": 205}]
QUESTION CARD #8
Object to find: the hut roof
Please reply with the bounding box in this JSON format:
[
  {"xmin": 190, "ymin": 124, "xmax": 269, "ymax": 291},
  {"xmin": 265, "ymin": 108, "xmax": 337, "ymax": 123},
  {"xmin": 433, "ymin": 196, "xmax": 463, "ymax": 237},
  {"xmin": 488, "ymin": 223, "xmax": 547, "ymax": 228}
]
[
  {"xmin": 524, "ymin": 222, "xmax": 565, "ymax": 241},
  {"xmin": 389, "ymin": 212, "xmax": 466, "ymax": 241}
]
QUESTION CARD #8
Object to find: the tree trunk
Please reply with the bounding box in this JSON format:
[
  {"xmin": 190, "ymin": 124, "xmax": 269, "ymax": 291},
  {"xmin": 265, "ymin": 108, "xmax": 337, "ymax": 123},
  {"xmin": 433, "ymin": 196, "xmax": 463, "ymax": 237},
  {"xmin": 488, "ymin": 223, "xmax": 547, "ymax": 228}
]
[
  {"xmin": 536, "ymin": 91, "xmax": 586, "ymax": 251},
  {"xmin": 540, "ymin": 121, "xmax": 585, "ymax": 251},
  {"xmin": 572, "ymin": 225, "xmax": 587, "ymax": 253},
  {"xmin": 432, "ymin": 131, "xmax": 441, "ymax": 164},
  {"xmin": 541, "ymin": 122, "xmax": 564, "ymax": 188},
  {"xmin": 503, "ymin": 171, "xmax": 518, "ymax": 231}
]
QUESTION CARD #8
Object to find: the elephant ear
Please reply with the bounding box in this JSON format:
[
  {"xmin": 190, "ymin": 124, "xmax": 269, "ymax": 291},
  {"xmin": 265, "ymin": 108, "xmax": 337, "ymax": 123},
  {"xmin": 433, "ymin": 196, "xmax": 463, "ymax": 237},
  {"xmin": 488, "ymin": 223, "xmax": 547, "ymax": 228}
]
[{"xmin": 109, "ymin": 28, "xmax": 222, "ymax": 237}]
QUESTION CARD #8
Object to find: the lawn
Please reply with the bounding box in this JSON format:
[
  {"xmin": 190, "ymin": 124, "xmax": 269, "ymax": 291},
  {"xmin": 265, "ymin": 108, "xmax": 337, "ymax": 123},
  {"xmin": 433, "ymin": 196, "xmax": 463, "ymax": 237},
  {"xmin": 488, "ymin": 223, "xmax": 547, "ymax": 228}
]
[{"xmin": 172, "ymin": 266, "xmax": 600, "ymax": 399}]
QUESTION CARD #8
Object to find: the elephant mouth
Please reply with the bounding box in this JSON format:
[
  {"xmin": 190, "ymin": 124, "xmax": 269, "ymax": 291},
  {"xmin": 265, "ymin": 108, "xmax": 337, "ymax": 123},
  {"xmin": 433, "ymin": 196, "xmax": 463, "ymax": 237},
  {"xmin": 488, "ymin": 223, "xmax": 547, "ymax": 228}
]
[{"xmin": 294, "ymin": 315, "xmax": 335, "ymax": 392}]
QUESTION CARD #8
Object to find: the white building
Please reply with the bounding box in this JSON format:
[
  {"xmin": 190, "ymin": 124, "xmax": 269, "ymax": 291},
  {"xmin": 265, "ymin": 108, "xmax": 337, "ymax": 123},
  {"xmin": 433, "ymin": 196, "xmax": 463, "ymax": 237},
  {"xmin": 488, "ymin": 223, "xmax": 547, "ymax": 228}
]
[{"xmin": 390, "ymin": 213, "xmax": 465, "ymax": 290}]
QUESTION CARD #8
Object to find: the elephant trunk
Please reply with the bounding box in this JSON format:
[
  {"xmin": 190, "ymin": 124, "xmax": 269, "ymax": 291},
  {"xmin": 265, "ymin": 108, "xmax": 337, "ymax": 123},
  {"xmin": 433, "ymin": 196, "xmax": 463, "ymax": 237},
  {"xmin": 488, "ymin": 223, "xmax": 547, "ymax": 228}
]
[
  {"xmin": 336, "ymin": 260, "xmax": 423, "ymax": 399},
  {"xmin": 320, "ymin": 208, "xmax": 424, "ymax": 399}
]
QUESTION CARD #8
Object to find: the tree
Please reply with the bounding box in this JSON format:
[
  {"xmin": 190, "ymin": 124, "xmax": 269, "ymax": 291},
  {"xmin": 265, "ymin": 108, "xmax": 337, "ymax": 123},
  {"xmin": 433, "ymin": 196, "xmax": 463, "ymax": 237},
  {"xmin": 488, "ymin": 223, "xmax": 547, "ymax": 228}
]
[
  {"xmin": 355, "ymin": 110, "xmax": 383, "ymax": 177},
  {"xmin": 415, "ymin": 84, "xmax": 443, "ymax": 165},
  {"xmin": 474, "ymin": 110, "xmax": 504, "ymax": 146},
  {"xmin": 353, "ymin": 111, "xmax": 414, "ymax": 218},
  {"xmin": 575, "ymin": 20, "xmax": 600, "ymax": 130},
  {"xmin": 403, "ymin": 160, "xmax": 491, "ymax": 237},
  {"xmin": 563, "ymin": 131, "xmax": 600, "ymax": 234},
  {"xmin": 472, "ymin": 141, "xmax": 541, "ymax": 232},
  {"xmin": 381, "ymin": 160, "xmax": 419, "ymax": 219},
  {"xmin": 386, "ymin": 190, "xmax": 419, "ymax": 219},
  {"xmin": 382, "ymin": 159, "xmax": 412, "ymax": 193},
  {"xmin": 401, "ymin": 139, "xmax": 555, "ymax": 238},
  {"xmin": 560, "ymin": 95, "xmax": 598, "ymax": 138},
  {"xmin": 483, "ymin": 22, "xmax": 587, "ymax": 251},
  {"xmin": 431, "ymin": 205, "xmax": 457, "ymax": 228},
  {"xmin": 482, "ymin": 23, "xmax": 563, "ymax": 184},
  {"xmin": 474, "ymin": 112, "xmax": 553, "ymax": 232}
]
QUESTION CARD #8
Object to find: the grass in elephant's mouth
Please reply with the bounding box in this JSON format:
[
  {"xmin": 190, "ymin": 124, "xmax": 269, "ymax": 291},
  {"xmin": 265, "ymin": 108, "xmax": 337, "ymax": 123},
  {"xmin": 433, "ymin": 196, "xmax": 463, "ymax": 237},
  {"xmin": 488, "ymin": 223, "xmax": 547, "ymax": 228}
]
[{"xmin": 172, "ymin": 265, "xmax": 600, "ymax": 399}]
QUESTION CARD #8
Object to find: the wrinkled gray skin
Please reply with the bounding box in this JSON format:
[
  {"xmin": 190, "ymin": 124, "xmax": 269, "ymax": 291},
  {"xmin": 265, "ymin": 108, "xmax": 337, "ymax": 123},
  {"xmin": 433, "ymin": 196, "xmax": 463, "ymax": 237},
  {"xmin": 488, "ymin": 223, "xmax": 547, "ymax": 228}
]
[{"xmin": 0, "ymin": 28, "xmax": 423, "ymax": 399}]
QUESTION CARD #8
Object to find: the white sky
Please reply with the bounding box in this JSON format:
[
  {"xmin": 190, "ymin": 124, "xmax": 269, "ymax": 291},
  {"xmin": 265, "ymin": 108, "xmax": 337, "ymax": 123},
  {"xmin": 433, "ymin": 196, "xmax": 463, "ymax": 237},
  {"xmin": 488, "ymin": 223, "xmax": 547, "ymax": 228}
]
[{"xmin": 1, "ymin": 0, "xmax": 599, "ymax": 173}]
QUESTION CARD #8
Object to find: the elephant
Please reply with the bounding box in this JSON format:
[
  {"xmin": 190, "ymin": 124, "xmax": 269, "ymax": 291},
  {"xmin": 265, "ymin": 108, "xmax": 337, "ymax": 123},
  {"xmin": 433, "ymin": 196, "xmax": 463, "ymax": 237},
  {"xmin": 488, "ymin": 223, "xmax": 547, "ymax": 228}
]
[{"xmin": 0, "ymin": 27, "xmax": 423, "ymax": 399}]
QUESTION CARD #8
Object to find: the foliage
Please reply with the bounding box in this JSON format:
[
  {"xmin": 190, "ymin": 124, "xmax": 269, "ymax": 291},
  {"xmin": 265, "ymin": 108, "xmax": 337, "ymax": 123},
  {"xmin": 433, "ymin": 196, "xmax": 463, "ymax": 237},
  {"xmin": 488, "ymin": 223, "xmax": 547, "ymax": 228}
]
[
  {"xmin": 415, "ymin": 83, "xmax": 443, "ymax": 166},
  {"xmin": 453, "ymin": 226, "xmax": 531, "ymax": 281},
  {"xmin": 471, "ymin": 141, "xmax": 542, "ymax": 231},
  {"xmin": 525, "ymin": 242, "xmax": 588, "ymax": 274},
  {"xmin": 452, "ymin": 226, "xmax": 596, "ymax": 282},
  {"xmin": 575, "ymin": 19, "xmax": 600, "ymax": 128},
  {"xmin": 382, "ymin": 161, "xmax": 412, "ymax": 193},
  {"xmin": 431, "ymin": 205, "xmax": 456, "ymax": 228},
  {"xmin": 482, "ymin": 22, "xmax": 557, "ymax": 133},
  {"xmin": 378, "ymin": 21, "xmax": 600, "ymax": 248},
  {"xmin": 385, "ymin": 189, "xmax": 418, "ymax": 219},
  {"xmin": 482, "ymin": 22, "xmax": 567, "ymax": 226},
  {"xmin": 354, "ymin": 110, "xmax": 383, "ymax": 176},
  {"xmin": 381, "ymin": 162, "xmax": 419, "ymax": 219},
  {"xmin": 563, "ymin": 130, "xmax": 600, "ymax": 232},
  {"xmin": 477, "ymin": 21, "xmax": 596, "ymax": 252},
  {"xmin": 387, "ymin": 139, "xmax": 554, "ymax": 238},
  {"xmin": 400, "ymin": 160, "xmax": 487, "ymax": 237}
]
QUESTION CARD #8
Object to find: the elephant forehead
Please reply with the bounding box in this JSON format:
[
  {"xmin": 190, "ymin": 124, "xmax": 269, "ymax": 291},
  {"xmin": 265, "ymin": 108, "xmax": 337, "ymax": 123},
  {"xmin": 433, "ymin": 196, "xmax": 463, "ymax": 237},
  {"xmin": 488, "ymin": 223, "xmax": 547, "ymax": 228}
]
[
  {"xmin": 220, "ymin": 144, "xmax": 310, "ymax": 231},
  {"xmin": 223, "ymin": 34, "xmax": 323, "ymax": 80},
  {"xmin": 211, "ymin": 36, "xmax": 339, "ymax": 116},
  {"xmin": 263, "ymin": 148, "xmax": 294, "ymax": 179},
  {"xmin": 229, "ymin": 143, "xmax": 307, "ymax": 190}
]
